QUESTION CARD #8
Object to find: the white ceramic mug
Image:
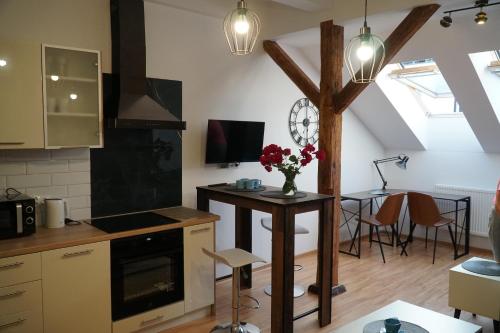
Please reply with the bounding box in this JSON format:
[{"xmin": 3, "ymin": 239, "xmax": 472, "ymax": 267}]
[{"xmin": 45, "ymin": 198, "xmax": 68, "ymax": 229}]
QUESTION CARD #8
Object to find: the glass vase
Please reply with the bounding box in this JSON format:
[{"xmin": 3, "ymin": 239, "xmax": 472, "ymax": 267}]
[{"xmin": 282, "ymin": 173, "xmax": 297, "ymax": 196}]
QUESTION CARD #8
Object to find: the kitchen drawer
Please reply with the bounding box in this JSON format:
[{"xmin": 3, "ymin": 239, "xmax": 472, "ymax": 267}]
[
  {"xmin": 0, "ymin": 309, "xmax": 43, "ymax": 333},
  {"xmin": 112, "ymin": 301, "xmax": 184, "ymax": 333},
  {"xmin": 0, "ymin": 281, "xmax": 42, "ymax": 316},
  {"xmin": 0, "ymin": 254, "xmax": 41, "ymax": 288}
]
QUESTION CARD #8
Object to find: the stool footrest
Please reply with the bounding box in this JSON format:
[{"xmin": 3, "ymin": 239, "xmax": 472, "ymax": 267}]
[{"xmin": 239, "ymin": 294, "xmax": 260, "ymax": 309}]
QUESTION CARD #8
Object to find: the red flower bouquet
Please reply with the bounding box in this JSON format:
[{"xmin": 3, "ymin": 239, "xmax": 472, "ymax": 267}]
[{"xmin": 259, "ymin": 144, "xmax": 325, "ymax": 195}]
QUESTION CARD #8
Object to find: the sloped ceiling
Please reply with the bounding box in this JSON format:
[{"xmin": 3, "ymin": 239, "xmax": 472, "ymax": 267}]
[
  {"xmin": 277, "ymin": 4, "xmax": 500, "ymax": 153},
  {"xmin": 146, "ymin": 0, "xmax": 460, "ymax": 38}
]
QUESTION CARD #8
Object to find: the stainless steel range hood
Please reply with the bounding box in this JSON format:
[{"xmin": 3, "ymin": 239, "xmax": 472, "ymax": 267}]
[{"xmin": 108, "ymin": 0, "xmax": 186, "ymax": 130}]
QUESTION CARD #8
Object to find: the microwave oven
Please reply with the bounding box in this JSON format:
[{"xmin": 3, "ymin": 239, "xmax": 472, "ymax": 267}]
[{"xmin": 0, "ymin": 194, "xmax": 36, "ymax": 240}]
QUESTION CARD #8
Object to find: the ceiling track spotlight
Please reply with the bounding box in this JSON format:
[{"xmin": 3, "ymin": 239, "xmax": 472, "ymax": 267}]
[{"xmin": 440, "ymin": 0, "xmax": 500, "ymax": 28}]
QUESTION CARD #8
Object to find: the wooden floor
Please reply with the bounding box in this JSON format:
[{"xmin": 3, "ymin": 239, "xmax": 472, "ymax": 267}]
[{"xmin": 163, "ymin": 238, "xmax": 494, "ymax": 333}]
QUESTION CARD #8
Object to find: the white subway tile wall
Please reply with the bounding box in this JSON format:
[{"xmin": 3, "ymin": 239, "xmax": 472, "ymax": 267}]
[{"xmin": 0, "ymin": 148, "xmax": 91, "ymax": 221}]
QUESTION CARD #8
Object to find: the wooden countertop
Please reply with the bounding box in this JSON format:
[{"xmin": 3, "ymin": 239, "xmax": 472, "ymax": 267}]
[{"xmin": 0, "ymin": 206, "xmax": 219, "ymax": 259}]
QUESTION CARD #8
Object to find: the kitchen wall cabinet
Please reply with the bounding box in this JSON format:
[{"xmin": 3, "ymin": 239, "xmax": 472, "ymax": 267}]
[
  {"xmin": 0, "ymin": 39, "xmax": 45, "ymax": 149},
  {"xmin": 41, "ymin": 241, "xmax": 111, "ymax": 333},
  {"xmin": 183, "ymin": 222, "xmax": 215, "ymax": 313},
  {"xmin": 42, "ymin": 45, "xmax": 103, "ymax": 148},
  {"xmin": 0, "ymin": 41, "xmax": 102, "ymax": 150}
]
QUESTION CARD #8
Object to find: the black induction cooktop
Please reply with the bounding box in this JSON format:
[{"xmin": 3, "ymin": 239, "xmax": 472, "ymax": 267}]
[{"xmin": 89, "ymin": 212, "xmax": 178, "ymax": 233}]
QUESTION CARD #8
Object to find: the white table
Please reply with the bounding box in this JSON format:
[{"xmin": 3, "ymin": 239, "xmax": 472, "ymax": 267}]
[
  {"xmin": 449, "ymin": 257, "xmax": 500, "ymax": 333},
  {"xmin": 332, "ymin": 300, "xmax": 482, "ymax": 333}
]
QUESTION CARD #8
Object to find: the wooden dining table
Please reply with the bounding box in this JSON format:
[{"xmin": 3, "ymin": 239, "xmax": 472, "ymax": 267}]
[{"xmin": 196, "ymin": 184, "xmax": 335, "ymax": 333}]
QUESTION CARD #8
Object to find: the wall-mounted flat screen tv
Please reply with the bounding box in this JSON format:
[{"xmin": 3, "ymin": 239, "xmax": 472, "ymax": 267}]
[{"xmin": 205, "ymin": 120, "xmax": 265, "ymax": 164}]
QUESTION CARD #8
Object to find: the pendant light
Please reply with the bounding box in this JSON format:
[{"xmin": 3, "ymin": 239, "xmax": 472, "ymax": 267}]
[
  {"xmin": 345, "ymin": 0, "xmax": 385, "ymax": 83},
  {"xmin": 224, "ymin": 0, "xmax": 261, "ymax": 55}
]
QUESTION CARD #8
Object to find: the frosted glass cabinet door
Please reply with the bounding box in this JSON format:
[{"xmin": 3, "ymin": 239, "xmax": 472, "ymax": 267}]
[
  {"xmin": 0, "ymin": 39, "xmax": 44, "ymax": 149},
  {"xmin": 42, "ymin": 45, "xmax": 102, "ymax": 148}
]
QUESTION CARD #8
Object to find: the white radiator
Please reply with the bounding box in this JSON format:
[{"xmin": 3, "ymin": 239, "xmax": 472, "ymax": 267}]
[{"xmin": 434, "ymin": 184, "xmax": 495, "ymax": 237}]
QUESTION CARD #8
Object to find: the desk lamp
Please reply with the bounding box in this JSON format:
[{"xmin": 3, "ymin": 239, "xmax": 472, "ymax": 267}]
[{"xmin": 370, "ymin": 154, "xmax": 409, "ymax": 195}]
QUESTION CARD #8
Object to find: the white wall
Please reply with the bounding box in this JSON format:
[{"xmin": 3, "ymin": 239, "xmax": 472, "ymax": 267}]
[
  {"xmin": 385, "ymin": 148, "xmax": 499, "ymax": 248},
  {"xmin": 144, "ymin": 2, "xmax": 383, "ymax": 276},
  {"xmin": 0, "ymin": 149, "xmax": 91, "ymax": 222}
]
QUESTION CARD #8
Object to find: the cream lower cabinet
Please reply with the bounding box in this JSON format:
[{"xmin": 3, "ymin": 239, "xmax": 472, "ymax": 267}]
[
  {"xmin": 41, "ymin": 241, "xmax": 111, "ymax": 333},
  {"xmin": 0, "ymin": 253, "xmax": 43, "ymax": 333},
  {"xmin": 183, "ymin": 223, "xmax": 215, "ymax": 313}
]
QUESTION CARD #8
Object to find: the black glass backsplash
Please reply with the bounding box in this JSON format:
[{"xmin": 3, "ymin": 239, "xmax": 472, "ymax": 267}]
[
  {"xmin": 91, "ymin": 128, "xmax": 181, "ymax": 217},
  {"xmin": 91, "ymin": 75, "xmax": 182, "ymax": 218}
]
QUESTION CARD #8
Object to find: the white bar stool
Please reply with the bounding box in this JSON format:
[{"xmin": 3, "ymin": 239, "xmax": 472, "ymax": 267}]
[
  {"xmin": 260, "ymin": 217, "xmax": 309, "ymax": 298},
  {"xmin": 203, "ymin": 248, "xmax": 265, "ymax": 333}
]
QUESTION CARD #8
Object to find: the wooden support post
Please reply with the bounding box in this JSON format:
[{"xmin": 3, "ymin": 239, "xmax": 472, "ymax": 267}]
[
  {"xmin": 317, "ymin": 20, "xmax": 343, "ymax": 286},
  {"xmin": 335, "ymin": 4, "xmax": 440, "ymax": 113}
]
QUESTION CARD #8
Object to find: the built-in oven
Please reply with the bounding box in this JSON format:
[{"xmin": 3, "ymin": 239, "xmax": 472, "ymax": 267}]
[{"xmin": 111, "ymin": 229, "xmax": 184, "ymax": 321}]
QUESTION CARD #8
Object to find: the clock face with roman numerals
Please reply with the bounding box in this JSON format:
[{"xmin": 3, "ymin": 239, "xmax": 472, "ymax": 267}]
[{"xmin": 288, "ymin": 98, "xmax": 319, "ymax": 147}]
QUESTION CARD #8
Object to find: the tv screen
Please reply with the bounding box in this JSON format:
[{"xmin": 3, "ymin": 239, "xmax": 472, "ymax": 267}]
[{"xmin": 205, "ymin": 120, "xmax": 265, "ymax": 164}]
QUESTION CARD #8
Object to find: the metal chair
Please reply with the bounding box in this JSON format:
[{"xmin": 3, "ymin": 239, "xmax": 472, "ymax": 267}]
[
  {"xmin": 358, "ymin": 193, "xmax": 406, "ymax": 263},
  {"xmin": 203, "ymin": 248, "xmax": 265, "ymax": 333},
  {"xmin": 260, "ymin": 217, "xmax": 309, "ymax": 297},
  {"xmin": 401, "ymin": 192, "xmax": 457, "ymax": 264}
]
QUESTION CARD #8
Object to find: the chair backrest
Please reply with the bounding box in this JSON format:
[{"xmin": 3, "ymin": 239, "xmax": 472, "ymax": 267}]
[
  {"xmin": 407, "ymin": 192, "xmax": 441, "ymax": 227},
  {"xmin": 375, "ymin": 193, "xmax": 405, "ymax": 225}
]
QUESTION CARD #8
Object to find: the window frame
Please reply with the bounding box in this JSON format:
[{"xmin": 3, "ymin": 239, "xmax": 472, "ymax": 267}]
[{"xmin": 389, "ymin": 59, "xmax": 462, "ymax": 116}]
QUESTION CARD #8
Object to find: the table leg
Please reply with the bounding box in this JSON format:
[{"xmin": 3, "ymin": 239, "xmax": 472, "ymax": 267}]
[
  {"xmin": 235, "ymin": 206, "xmax": 252, "ymax": 289},
  {"xmin": 196, "ymin": 189, "xmax": 209, "ymax": 212},
  {"xmin": 369, "ymin": 199, "xmax": 373, "ymax": 243},
  {"xmin": 465, "ymin": 198, "xmax": 471, "ymax": 256},
  {"xmin": 318, "ymin": 199, "xmax": 334, "ymax": 327},
  {"xmin": 493, "ymin": 319, "xmax": 499, "ymax": 333},
  {"xmin": 271, "ymin": 206, "xmax": 295, "ymax": 333},
  {"xmin": 358, "ymin": 200, "xmax": 362, "ymax": 258},
  {"xmin": 454, "ymin": 200, "xmax": 459, "ymax": 258},
  {"xmin": 454, "ymin": 309, "xmax": 461, "ymax": 319}
]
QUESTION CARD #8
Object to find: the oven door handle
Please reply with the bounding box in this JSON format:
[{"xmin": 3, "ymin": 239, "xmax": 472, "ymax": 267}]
[
  {"xmin": 16, "ymin": 203, "xmax": 23, "ymax": 234},
  {"xmin": 140, "ymin": 315, "xmax": 164, "ymax": 327}
]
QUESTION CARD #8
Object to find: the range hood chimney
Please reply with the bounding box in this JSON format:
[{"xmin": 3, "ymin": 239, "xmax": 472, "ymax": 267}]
[{"xmin": 109, "ymin": 0, "xmax": 186, "ymax": 130}]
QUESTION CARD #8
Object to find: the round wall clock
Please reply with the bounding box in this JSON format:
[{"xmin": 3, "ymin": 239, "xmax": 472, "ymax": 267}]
[{"xmin": 288, "ymin": 98, "xmax": 320, "ymax": 147}]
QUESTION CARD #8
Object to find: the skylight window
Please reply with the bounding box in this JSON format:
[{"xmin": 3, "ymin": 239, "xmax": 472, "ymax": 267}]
[
  {"xmin": 469, "ymin": 50, "xmax": 500, "ymax": 123},
  {"xmin": 488, "ymin": 50, "xmax": 500, "ymax": 76},
  {"xmin": 389, "ymin": 58, "xmax": 461, "ymax": 116}
]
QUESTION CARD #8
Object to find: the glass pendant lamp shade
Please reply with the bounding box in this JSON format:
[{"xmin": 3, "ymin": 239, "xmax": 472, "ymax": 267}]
[
  {"xmin": 345, "ymin": 0, "xmax": 385, "ymax": 83},
  {"xmin": 224, "ymin": 0, "xmax": 261, "ymax": 55}
]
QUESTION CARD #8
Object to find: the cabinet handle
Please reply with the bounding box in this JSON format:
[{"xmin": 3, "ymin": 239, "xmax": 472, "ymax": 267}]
[
  {"xmin": 190, "ymin": 227, "xmax": 211, "ymax": 234},
  {"xmin": 0, "ymin": 262, "xmax": 24, "ymax": 270},
  {"xmin": 0, "ymin": 142, "xmax": 24, "ymax": 145},
  {"xmin": 0, "ymin": 290, "xmax": 25, "ymax": 299},
  {"xmin": 62, "ymin": 249, "xmax": 93, "ymax": 258},
  {"xmin": 140, "ymin": 315, "xmax": 164, "ymax": 326},
  {"xmin": 0, "ymin": 318, "xmax": 26, "ymax": 329}
]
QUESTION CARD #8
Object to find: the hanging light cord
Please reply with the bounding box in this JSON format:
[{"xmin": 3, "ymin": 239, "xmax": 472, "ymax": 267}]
[{"xmin": 363, "ymin": 0, "xmax": 368, "ymax": 27}]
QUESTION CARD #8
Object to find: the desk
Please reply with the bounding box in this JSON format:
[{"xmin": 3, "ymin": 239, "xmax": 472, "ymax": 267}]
[
  {"xmin": 196, "ymin": 185, "xmax": 335, "ymax": 333},
  {"xmin": 332, "ymin": 300, "xmax": 482, "ymax": 333},
  {"xmin": 340, "ymin": 189, "xmax": 471, "ymax": 259}
]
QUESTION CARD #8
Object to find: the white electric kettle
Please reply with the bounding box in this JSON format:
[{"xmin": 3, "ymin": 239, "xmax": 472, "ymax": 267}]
[{"xmin": 45, "ymin": 198, "xmax": 68, "ymax": 229}]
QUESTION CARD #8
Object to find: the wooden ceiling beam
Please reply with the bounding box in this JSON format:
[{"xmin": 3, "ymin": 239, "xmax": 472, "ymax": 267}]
[
  {"xmin": 334, "ymin": 4, "xmax": 440, "ymax": 114},
  {"xmin": 263, "ymin": 40, "xmax": 320, "ymax": 107}
]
